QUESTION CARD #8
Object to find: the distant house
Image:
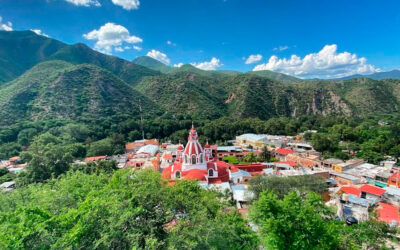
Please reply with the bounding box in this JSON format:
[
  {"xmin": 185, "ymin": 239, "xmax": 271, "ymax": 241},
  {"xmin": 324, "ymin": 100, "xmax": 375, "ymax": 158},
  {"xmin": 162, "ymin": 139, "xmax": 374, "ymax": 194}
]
[
  {"xmin": 84, "ymin": 155, "xmax": 107, "ymax": 163},
  {"xmin": 359, "ymin": 184, "xmax": 386, "ymax": 201},
  {"xmin": 275, "ymin": 148, "xmax": 297, "ymax": 161},
  {"xmin": 9, "ymin": 156, "xmax": 20, "ymax": 165},
  {"xmin": 322, "ymin": 158, "xmax": 344, "ymax": 169},
  {"xmin": 216, "ymin": 146, "xmax": 244, "ymax": 161},
  {"xmin": 125, "ymin": 139, "xmax": 159, "ymax": 153},
  {"xmin": 332, "ymin": 158, "xmax": 364, "ymax": 173},
  {"xmin": 330, "ymin": 172, "xmax": 361, "ymax": 185},
  {"xmin": 338, "ymin": 186, "xmax": 361, "ymax": 197}
]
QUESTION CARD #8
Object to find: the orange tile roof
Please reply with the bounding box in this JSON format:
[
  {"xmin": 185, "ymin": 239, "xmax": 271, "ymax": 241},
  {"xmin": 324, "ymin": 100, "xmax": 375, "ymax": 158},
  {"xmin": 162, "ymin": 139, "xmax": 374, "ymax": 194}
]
[
  {"xmin": 84, "ymin": 156, "xmax": 106, "ymax": 162},
  {"xmin": 276, "ymin": 148, "xmax": 297, "ymax": 155},
  {"xmin": 9, "ymin": 156, "xmax": 20, "ymax": 162},
  {"xmin": 377, "ymin": 202, "xmax": 399, "ymax": 225}
]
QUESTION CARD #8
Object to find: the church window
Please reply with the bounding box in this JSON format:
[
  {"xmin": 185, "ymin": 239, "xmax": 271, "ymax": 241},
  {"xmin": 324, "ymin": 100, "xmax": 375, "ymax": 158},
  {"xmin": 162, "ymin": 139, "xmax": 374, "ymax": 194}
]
[
  {"xmin": 175, "ymin": 171, "xmax": 181, "ymax": 179},
  {"xmin": 208, "ymin": 169, "xmax": 214, "ymax": 177},
  {"xmin": 191, "ymin": 155, "xmax": 196, "ymax": 164}
]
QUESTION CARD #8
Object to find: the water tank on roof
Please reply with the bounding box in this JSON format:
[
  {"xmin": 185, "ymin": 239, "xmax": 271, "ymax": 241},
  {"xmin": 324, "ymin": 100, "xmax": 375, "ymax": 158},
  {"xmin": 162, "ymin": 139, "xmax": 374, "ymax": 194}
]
[{"xmin": 346, "ymin": 216, "xmax": 358, "ymax": 226}]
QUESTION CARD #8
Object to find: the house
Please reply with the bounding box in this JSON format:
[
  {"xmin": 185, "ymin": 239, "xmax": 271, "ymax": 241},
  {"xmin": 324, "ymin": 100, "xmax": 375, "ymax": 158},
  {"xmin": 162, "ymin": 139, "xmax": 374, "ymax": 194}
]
[
  {"xmin": 235, "ymin": 134, "xmax": 268, "ymax": 149},
  {"xmin": 359, "ymin": 184, "xmax": 386, "ymax": 201},
  {"xmin": 231, "ymin": 185, "xmax": 255, "ymax": 209},
  {"xmin": 125, "ymin": 139, "xmax": 159, "ymax": 153},
  {"xmin": 9, "ymin": 156, "xmax": 20, "ymax": 165},
  {"xmin": 343, "ymin": 163, "xmax": 390, "ymax": 187},
  {"xmin": 377, "ymin": 202, "xmax": 399, "ymax": 226},
  {"xmin": 383, "ymin": 186, "xmax": 400, "ymax": 206},
  {"xmin": 338, "ymin": 186, "xmax": 361, "ymax": 197},
  {"xmin": 285, "ymin": 152, "xmax": 321, "ymax": 168},
  {"xmin": 287, "ymin": 142, "xmax": 314, "ymax": 151},
  {"xmin": 322, "ymin": 158, "xmax": 344, "ymax": 169},
  {"xmin": 216, "ymin": 146, "xmax": 244, "ymax": 161},
  {"xmin": 84, "ymin": 155, "xmax": 107, "ymax": 163},
  {"xmin": 230, "ymin": 169, "xmax": 252, "ymax": 184},
  {"xmin": 332, "ymin": 158, "xmax": 364, "ymax": 173},
  {"xmin": 330, "ymin": 172, "xmax": 361, "ymax": 185},
  {"xmin": 387, "ymin": 171, "xmax": 400, "ymax": 188},
  {"xmin": 275, "ymin": 148, "xmax": 297, "ymax": 161}
]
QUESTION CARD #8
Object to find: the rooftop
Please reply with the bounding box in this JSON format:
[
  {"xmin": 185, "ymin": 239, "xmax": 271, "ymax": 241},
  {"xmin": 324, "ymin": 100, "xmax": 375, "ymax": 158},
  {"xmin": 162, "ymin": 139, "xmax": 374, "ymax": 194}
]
[{"xmin": 360, "ymin": 184, "xmax": 386, "ymax": 196}]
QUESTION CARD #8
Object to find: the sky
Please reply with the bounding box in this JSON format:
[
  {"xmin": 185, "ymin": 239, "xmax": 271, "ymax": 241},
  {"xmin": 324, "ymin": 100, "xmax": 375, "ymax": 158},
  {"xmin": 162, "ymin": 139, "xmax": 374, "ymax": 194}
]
[{"xmin": 1, "ymin": 0, "xmax": 400, "ymax": 78}]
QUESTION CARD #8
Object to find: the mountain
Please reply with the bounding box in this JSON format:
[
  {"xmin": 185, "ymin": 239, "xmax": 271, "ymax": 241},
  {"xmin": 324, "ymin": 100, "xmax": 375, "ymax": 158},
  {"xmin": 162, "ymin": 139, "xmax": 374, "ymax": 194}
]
[
  {"xmin": 333, "ymin": 70, "xmax": 400, "ymax": 81},
  {"xmin": 134, "ymin": 72, "xmax": 228, "ymax": 119},
  {"xmin": 247, "ymin": 70, "xmax": 302, "ymax": 83},
  {"xmin": 0, "ymin": 60, "xmax": 159, "ymax": 126},
  {"xmin": 133, "ymin": 56, "xmax": 240, "ymax": 78},
  {"xmin": 133, "ymin": 56, "xmax": 172, "ymax": 73},
  {"xmin": 0, "ymin": 31, "xmax": 159, "ymax": 85},
  {"xmin": 0, "ymin": 30, "xmax": 65, "ymax": 83}
]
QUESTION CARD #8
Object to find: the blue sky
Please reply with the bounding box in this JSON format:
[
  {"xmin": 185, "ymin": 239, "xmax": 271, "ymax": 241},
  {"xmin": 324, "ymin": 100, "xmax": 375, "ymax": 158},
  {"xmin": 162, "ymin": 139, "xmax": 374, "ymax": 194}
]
[{"xmin": 1, "ymin": 0, "xmax": 400, "ymax": 78}]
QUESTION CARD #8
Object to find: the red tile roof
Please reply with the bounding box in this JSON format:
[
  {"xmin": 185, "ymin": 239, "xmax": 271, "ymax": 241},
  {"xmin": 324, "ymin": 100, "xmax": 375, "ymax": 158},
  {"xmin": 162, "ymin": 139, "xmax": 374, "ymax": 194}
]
[
  {"xmin": 338, "ymin": 186, "xmax": 360, "ymax": 197},
  {"xmin": 377, "ymin": 202, "xmax": 399, "ymax": 225},
  {"xmin": 360, "ymin": 184, "xmax": 386, "ymax": 196},
  {"xmin": 276, "ymin": 148, "xmax": 296, "ymax": 155}
]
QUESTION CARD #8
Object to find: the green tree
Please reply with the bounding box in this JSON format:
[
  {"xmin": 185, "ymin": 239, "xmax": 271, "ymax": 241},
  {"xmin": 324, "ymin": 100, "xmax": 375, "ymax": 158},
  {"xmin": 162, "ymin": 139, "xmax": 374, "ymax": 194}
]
[{"xmin": 250, "ymin": 191, "xmax": 340, "ymax": 249}]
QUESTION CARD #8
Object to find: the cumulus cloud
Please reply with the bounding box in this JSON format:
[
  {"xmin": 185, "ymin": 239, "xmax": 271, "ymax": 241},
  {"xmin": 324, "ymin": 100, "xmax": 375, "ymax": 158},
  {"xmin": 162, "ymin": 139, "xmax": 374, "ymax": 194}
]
[
  {"xmin": 191, "ymin": 57, "xmax": 222, "ymax": 70},
  {"xmin": 245, "ymin": 54, "xmax": 262, "ymax": 64},
  {"xmin": 273, "ymin": 45, "xmax": 289, "ymax": 52},
  {"xmin": 83, "ymin": 23, "xmax": 142, "ymax": 54},
  {"xmin": 0, "ymin": 16, "xmax": 12, "ymax": 31},
  {"xmin": 173, "ymin": 63, "xmax": 184, "ymax": 68},
  {"xmin": 147, "ymin": 49, "xmax": 170, "ymax": 65},
  {"xmin": 30, "ymin": 29, "xmax": 49, "ymax": 38},
  {"xmin": 64, "ymin": 0, "xmax": 100, "ymax": 7},
  {"xmin": 111, "ymin": 0, "xmax": 140, "ymax": 10},
  {"xmin": 253, "ymin": 44, "xmax": 378, "ymax": 79},
  {"xmin": 133, "ymin": 45, "xmax": 142, "ymax": 51}
]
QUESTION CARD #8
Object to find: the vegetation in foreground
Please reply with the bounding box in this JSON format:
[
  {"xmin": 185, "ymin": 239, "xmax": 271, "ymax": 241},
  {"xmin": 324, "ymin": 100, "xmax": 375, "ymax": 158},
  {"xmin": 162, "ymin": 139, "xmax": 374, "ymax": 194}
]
[{"xmin": 0, "ymin": 166, "xmax": 395, "ymax": 249}]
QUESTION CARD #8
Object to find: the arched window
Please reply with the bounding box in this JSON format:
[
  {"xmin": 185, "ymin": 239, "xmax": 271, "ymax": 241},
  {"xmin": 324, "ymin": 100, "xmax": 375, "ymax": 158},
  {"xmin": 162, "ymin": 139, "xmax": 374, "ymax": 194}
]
[
  {"xmin": 184, "ymin": 155, "xmax": 188, "ymax": 164},
  {"xmin": 191, "ymin": 155, "xmax": 196, "ymax": 164},
  {"xmin": 175, "ymin": 171, "xmax": 181, "ymax": 179},
  {"xmin": 208, "ymin": 169, "xmax": 214, "ymax": 177},
  {"xmin": 200, "ymin": 154, "xmax": 203, "ymax": 163}
]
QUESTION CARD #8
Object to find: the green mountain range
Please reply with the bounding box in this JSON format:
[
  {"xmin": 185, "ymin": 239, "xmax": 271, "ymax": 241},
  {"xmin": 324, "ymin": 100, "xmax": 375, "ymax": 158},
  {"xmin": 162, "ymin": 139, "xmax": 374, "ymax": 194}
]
[{"xmin": 1, "ymin": 30, "xmax": 400, "ymax": 127}]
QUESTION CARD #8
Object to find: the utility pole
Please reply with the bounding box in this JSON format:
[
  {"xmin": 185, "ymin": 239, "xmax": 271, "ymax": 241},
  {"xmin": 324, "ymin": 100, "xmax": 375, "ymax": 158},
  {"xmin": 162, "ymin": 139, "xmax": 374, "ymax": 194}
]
[{"xmin": 139, "ymin": 99, "xmax": 144, "ymax": 140}]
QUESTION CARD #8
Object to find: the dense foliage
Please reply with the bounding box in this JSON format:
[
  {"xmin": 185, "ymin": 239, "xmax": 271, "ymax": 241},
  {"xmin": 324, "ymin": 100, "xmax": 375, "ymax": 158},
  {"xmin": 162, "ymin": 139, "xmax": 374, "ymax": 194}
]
[
  {"xmin": 0, "ymin": 169, "xmax": 258, "ymax": 249},
  {"xmin": 250, "ymin": 191, "xmax": 395, "ymax": 249}
]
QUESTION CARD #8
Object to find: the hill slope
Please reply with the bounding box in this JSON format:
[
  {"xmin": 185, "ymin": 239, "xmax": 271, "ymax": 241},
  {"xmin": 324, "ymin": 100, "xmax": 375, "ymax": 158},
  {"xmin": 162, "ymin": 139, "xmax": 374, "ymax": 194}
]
[
  {"xmin": 0, "ymin": 30, "xmax": 65, "ymax": 83},
  {"xmin": 247, "ymin": 70, "xmax": 302, "ymax": 83},
  {"xmin": 0, "ymin": 60, "xmax": 159, "ymax": 126},
  {"xmin": 0, "ymin": 31, "xmax": 159, "ymax": 85},
  {"xmin": 334, "ymin": 70, "xmax": 400, "ymax": 80}
]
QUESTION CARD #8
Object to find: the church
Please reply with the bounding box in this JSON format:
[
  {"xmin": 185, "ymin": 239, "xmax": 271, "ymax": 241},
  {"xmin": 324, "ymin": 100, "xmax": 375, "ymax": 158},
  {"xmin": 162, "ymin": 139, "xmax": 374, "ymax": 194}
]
[{"xmin": 162, "ymin": 125, "xmax": 231, "ymax": 184}]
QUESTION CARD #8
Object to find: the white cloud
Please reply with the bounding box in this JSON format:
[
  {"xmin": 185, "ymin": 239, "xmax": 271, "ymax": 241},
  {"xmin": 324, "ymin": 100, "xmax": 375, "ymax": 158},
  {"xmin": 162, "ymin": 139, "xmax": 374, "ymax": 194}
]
[
  {"xmin": 245, "ymin": 54, "xmax": 262, "ymax": 64},
  {"xmin": 111, "ymin": 0, "xmax": 140, "ymax": 10},
  {"xmin": 133, "ymin": 45, "xmax": 142, "ymax": 51},
  {"xmin": 167, "ymin": 40, "xmax": 176, "ymax": 46},
  {"xmin": 147, "ymin": 49, "xmax": 170, "ymax": 65},
  {"xmin": 0, "ymin": 16, "xmax": 12, "ymax": 31},
  {"xmin": 83, "ymin": 23, "xmax": 142, "ymax": 54},
  {"xmin": 64, "ymin": 0, "xmax": 100, "ymax": 7},
  {"xmin": 191, "ymin": 57, "xmax": 222, "ymax": 70},
  {"xmin": 173, "ymin": 63, "xmax": 184, "ymax": 68},
  {"xmin": 115, "ymin": 47, "xmax": 124, "ymax": 52},
  {"xmin": 253, "ymin": 44, "xmax": 379, "ymax": 79},
  {"xmin": 273, "ymin": 45, "xmax": 290, "ymax": 52},
  {"xmin": 30, "ymin": 29, "xmax": 49, "ymax": 38}
]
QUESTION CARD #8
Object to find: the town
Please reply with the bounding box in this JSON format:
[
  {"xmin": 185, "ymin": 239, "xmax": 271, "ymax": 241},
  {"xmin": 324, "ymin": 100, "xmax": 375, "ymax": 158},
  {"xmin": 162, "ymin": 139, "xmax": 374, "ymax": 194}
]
[{"xmin": 2, "ymin": 124, "xmax": 399, "ymax": 228}]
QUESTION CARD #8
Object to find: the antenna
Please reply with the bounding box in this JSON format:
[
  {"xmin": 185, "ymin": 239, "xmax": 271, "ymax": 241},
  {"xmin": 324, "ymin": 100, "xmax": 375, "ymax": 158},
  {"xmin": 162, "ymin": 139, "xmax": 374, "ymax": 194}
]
[{"xmin": 139, "ymin": 99, "xmax": 145, "ymax": 140}]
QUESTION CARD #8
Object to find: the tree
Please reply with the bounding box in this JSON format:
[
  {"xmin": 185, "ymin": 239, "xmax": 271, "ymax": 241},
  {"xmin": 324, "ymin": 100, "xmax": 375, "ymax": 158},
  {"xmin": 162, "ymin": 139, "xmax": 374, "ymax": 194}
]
[
  {"xmin": 259, "ymin": 145, "xmax": 271, "ymax": 162},
  {"xmin": 250, "ymin": 191, "xmax": 340, "ymax": 249},
  {"xmin": 18, "ymin": 133, "xmax": 73, "ymax": 184},
  {"xmin": 248, "ymin": 175, "xmax": 327, "ymax": 200}
]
